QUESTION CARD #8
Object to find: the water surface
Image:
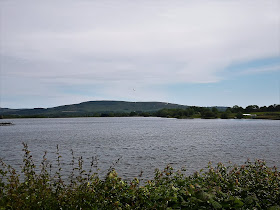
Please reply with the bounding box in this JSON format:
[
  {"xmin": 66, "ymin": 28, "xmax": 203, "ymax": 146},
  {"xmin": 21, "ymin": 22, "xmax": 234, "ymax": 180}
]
[{"xmin": 0, "ymin": 117, "xmax": 279, "ymax": 180}]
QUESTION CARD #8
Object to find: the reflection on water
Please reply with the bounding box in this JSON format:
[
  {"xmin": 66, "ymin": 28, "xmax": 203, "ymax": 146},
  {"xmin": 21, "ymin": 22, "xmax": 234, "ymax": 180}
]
[{"xmin": 0, "ymin": 117, "xmax": 279, "ymax": 180}]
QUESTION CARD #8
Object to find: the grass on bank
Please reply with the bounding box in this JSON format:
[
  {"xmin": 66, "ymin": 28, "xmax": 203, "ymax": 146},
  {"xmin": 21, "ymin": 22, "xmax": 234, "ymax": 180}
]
[
  {"xmin": 0, "ymin": 143, "xmax": 279, "ymax": 209},
  {"xmin": 250, "ymin": 112, "xmax": 280, "ymax": 120}
]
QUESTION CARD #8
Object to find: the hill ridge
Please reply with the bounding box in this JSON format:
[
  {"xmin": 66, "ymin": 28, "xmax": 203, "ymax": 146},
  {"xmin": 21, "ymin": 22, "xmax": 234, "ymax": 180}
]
[{"xmin": 0, "ymin": 100, "xmax": 188, "ymax": 117}]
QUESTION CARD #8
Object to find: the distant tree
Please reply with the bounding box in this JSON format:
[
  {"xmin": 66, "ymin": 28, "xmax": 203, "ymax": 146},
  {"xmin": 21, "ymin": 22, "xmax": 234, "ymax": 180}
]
[
  {"xmin": 232, "ymin": 105, "xmax": 244, "ymax": 113},
  {"xmin": 220, "ymin": 112, "xmax": 229, "ymax": 119},
  {"xmin": 267, "ymin": 105, "xmax": 275, "ymax": 112},
  {"xmin": 176, "ymin": 109, "xmax": 184, "ymax": 117},
  {"xmin": 225, "ymin": 109, "xmax": 232, "ymax": 114},
  {"xmin": 129, "ymin": 111, "xmax": 137, "ymax": 116},
  {"xmin": 108, "ymin": 113, "xmax": 115, "ymax": 117},
  {"xmin": 226, "ymin": 107, "xmax": 232, "ymax": 113},
  {"xmin": 211, "ymin": 107, "xmax": 219, "ymax": 114},
  {"xmin": 201, "ymin": 110, "xmax": 217, "ymax": 119},
  {"xmin": 156, "ymin": 109, "xmax": 169, "ymax": 117},
  {"xmin": 141, "ymin": 112, "xmax": 150, "ymax": 117},
  {"xmin": 100, "ymin": 113, "xmax": 109, "ymax": 117},
  {"xmin": 245, "ymin": 105, "xmax": 259, "ymax": 112},
  {"xmin": 260, "ymin": 106, "xmax": 267, "ymax": 112},
  {"xmin": 187, "ymin": 108, "xmax": 195, "ymax": 116},
  {"xmin": 236, "ymin": 112, "xmax": 243, "ymax": 119}
]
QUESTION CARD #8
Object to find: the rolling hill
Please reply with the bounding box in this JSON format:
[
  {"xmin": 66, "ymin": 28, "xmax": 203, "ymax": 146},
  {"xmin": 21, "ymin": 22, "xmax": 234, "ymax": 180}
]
[{"xmin": 0, "ymin": 101, "xmax": 188, "ymax": 118}]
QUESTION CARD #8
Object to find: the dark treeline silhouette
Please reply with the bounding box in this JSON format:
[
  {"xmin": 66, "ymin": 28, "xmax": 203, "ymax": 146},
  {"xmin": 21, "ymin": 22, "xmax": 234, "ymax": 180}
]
[
  {"xmin": 98, "ymin": 104, "xmax": 280, "ymax": 119},
  {"xmin": 128, "ymin": 104, "xmax": 280, "ymax": 119},
  {"xmin": 227, "ymin": 104, "xmax": 280, "ymax": 113},
  {"xmin": 1, "ymin": 104, "xmax": 279, "ymax": 119}
]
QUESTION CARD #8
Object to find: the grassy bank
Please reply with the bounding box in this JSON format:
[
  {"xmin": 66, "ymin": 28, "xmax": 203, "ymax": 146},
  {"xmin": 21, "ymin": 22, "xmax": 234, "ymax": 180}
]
[
  {"xmin": 1, "ymin": 144, "xmax": 279, "ymax": 209},
  {"xmin": 251, "ymin": 112, "xmax": 280, "ymax": 120}
]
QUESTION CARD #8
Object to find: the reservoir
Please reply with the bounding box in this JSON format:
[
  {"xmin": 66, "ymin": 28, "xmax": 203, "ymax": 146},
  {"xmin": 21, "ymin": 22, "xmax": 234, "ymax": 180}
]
[{"xmin": 0, "ymin": 117, "xmax": 279, "ymax": 180}]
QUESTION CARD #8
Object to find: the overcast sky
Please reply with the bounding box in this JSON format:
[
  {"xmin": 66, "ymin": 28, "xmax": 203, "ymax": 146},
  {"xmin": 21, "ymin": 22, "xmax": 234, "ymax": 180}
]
[{"xmin": 1, "ymin": 0, "xmax": 280, "ymax": 108}]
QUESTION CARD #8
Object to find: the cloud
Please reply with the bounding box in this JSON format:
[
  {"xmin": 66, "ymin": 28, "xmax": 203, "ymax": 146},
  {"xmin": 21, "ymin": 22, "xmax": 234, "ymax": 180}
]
[
  {"xmin": 0, "ymin": 0, "xmax": 279, "ymax": 107},
  {"xmin": 239, "ymin": 64, "xmax": 280, "ymax": 75}
]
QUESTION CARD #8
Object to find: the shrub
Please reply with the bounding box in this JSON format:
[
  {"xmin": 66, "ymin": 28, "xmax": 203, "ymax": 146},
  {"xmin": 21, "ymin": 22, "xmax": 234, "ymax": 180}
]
[
  {"xmin": 0, "ymin": 143, "xmax": 279, "ymax": 209},
  {"xmin": 236, "ymin": 112, "xmax": 244, "ymax": 119},
  {"xmin": 220, "ymin": 112, "xmax": 229, "ymax": 119}
]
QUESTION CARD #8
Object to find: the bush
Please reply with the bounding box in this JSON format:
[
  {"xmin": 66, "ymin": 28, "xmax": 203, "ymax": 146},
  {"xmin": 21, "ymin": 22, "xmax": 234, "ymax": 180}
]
[
  {"xmin": 1, "ymin": 143, "xmax": 279, "ymax": 209},
  {"xmin": 220, "ymin": 112, "xmax": 229, "ymax": 119},
  {"xmin": 202, "ymin": 110, "xmax": 217, "ymax": 119},
  {"xmin": 236, "ymin": 112, "xmax": 244, "ymax": 119}
]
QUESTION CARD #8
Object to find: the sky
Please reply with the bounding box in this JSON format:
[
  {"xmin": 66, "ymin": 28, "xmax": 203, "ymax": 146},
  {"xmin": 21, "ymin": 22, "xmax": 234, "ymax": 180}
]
[{"xmin": 0, "ymin": 0, "xmax": 280, "ymax": 109}]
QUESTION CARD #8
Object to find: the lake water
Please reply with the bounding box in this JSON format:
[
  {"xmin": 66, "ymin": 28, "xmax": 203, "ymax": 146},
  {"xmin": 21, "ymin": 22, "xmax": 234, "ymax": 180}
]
[{"xmin": 0, "ymin": 117, "xmax": 279, "ymax": 181}]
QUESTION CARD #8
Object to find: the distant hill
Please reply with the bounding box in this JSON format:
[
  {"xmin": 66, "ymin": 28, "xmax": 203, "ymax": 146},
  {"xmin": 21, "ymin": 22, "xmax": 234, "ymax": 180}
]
[{"xmin": 0, "ymin": 101, "xmax": 188, "ymax": 118}]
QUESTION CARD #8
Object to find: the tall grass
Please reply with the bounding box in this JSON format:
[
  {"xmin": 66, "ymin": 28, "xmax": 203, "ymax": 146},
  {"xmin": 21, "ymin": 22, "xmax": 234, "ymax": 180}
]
[{"xmin": 0, "ymin": 143, "xmax": 279, "ymax": 209}]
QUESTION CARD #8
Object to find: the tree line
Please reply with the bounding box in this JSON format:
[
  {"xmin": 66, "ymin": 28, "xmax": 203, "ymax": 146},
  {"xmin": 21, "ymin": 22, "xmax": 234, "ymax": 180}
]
[
  {"xmin": 2, "ymin": 104, "xmax": 279, "ymax": 119},
  {"xmin": 227, "ymin": 104, "xmax": 280, "ymax": 113},
  {"xmin": 99, "ymin": 104, "xmax": 280, "ymax": 119}
]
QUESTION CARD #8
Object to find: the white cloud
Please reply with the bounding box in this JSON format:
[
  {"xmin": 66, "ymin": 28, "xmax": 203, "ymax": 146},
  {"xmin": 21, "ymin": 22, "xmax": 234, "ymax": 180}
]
[
  {"xmin": 239, "ymin": 64, "xmax": 280, "ymax": 75},
  {"xmin": 0, "ymin": 0, "xmax": 279, "ymax": 107}
]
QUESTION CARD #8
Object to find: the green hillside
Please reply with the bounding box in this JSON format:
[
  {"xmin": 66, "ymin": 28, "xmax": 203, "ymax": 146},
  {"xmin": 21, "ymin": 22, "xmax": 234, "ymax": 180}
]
[
  {"xmin": 52, "ymin": 101, "xmax": 186, "ymax": 112},
  {"xmin": 0, "ymin": 101, "xmax": 187, "ymax": 118}
]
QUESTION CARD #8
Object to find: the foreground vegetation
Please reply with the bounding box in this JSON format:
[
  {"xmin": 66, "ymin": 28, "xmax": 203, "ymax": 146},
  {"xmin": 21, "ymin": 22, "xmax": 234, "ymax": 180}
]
[{"xmin": 1, "ymin": 144, "xmax": 279, "ymax": 209}]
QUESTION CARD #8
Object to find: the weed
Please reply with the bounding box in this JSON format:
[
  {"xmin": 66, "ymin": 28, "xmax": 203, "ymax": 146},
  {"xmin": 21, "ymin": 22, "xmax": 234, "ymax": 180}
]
[{"xmin": 0, "ymin": 143, "xmax": 279, "ymax": 209}]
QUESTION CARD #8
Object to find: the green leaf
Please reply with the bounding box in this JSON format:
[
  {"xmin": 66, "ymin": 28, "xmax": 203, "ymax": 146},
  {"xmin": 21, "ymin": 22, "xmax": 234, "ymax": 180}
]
[
  {"xmin": 244, "ymin": 195, "xmax": 256, "ymax": 205},
  {"xmin": 209, "ymin": 198, "xmax": 222, "ymax": 209},
  {"xmin": 268, "ymin": 206, "xmax": 280, "ymax": 210},
  {"xmin": 233, "ymin": 198, "xmax": 244, "ymax": 208},
  {"xmin": 196, "ymin": 191, "xmax": 211, "ymax": 201}
]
